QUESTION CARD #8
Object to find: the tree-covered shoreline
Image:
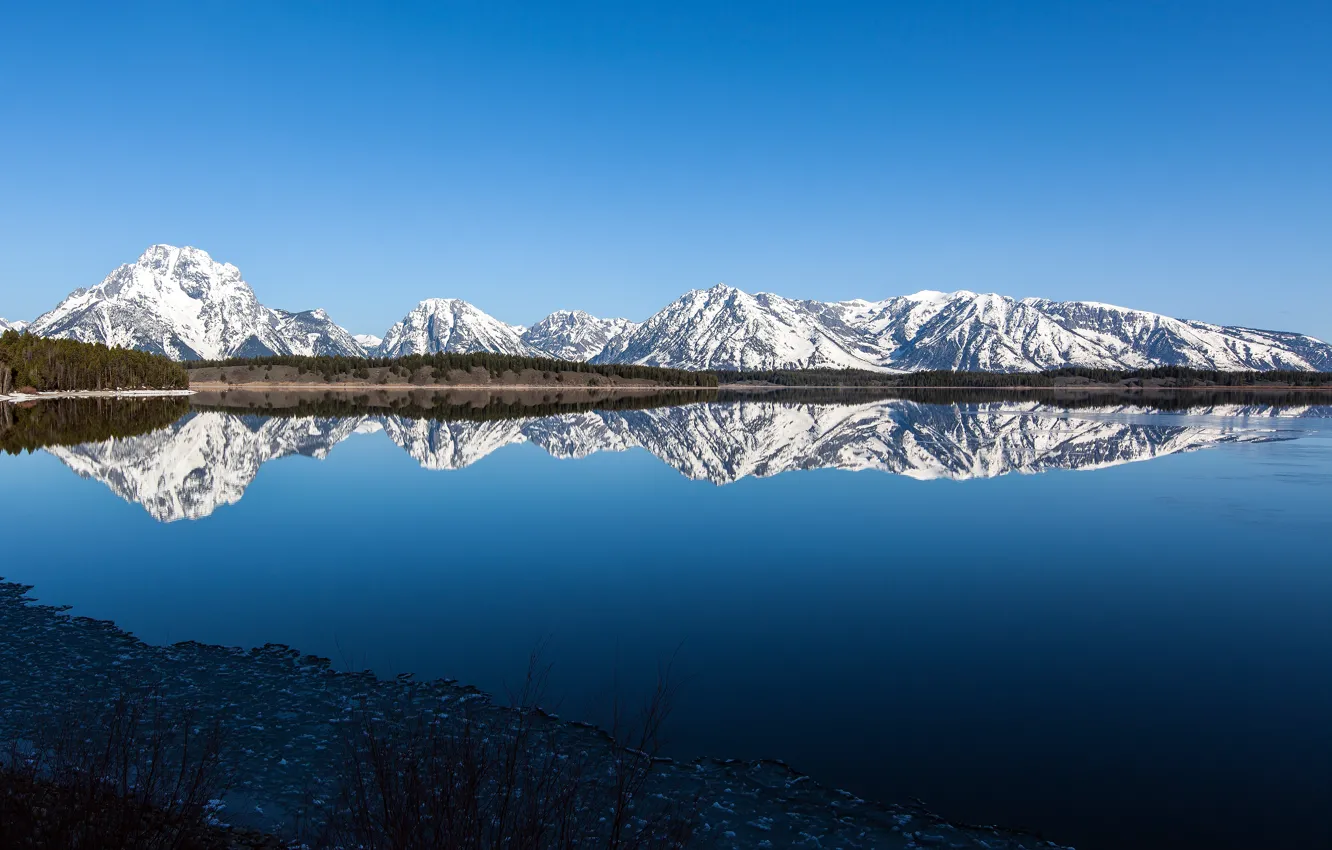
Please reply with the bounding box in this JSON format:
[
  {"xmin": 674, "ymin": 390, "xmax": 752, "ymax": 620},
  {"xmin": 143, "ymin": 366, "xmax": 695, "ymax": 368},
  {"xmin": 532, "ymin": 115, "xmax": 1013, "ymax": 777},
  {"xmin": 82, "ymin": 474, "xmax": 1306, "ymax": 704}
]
[
  {"xmin": 1, "ymin": 331, "xmax": 189, "ymax": 395},
  {"xmin": 185, "ymin": 352, "xmax": 719, "ymax": 387}
]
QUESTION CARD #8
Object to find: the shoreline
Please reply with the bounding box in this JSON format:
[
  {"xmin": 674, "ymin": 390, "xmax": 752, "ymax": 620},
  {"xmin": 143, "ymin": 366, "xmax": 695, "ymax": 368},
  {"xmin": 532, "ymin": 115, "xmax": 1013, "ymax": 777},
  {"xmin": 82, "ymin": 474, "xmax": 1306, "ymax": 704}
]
[
  {"xmin": 0, "ymin": 389, "xmax": 196, "ymax": 403},
  {"xmin": 189, "ymin": 380, "xmax": 1332, "ymax": 392},
  {"xmin": 4, "ymin": 382, "xmax": 1326, "ymax": 402},
  {"xmin": 0, "ymin": 578, "xmax": 1073, "ymax": 850},
  {"xmin": 188, "ymin": 381, "xmax": 712, "ymax": 391}
]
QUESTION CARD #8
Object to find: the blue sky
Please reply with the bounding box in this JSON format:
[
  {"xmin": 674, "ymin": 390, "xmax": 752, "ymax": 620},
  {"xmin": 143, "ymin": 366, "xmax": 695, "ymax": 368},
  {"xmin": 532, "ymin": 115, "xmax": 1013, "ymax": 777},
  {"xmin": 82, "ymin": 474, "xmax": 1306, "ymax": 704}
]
[{"xmin": 1, "ymin": 1, "xmax": 1328, "ymax": 339}]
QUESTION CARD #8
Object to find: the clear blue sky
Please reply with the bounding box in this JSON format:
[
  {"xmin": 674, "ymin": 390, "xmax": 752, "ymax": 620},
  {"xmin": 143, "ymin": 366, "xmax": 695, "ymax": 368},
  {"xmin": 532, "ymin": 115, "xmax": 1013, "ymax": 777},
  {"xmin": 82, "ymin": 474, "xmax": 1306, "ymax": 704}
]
[{"xmin": 1, "ymin": 1, "xmax": 1328, "ymax": 339}]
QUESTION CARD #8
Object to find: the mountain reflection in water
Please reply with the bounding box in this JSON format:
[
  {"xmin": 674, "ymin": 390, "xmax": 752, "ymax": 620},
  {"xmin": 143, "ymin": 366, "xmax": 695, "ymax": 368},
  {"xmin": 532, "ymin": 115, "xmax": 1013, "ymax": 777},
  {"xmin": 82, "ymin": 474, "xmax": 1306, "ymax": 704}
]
[{"xmin": 4, "ymin": 389, "xmax": 1325, "ymax": 522}]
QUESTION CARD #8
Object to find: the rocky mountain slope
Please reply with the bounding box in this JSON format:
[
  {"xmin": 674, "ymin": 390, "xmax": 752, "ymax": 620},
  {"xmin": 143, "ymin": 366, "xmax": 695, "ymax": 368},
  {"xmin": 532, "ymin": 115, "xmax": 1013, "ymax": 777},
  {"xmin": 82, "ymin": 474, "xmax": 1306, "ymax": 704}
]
[
  {"xmin": 595, "ymin": 285, "xmax": 1332, "ymax": 372},
  {"xmin": 374, "ymin": 298, "xmax": 539, "ymax": 358},
  {"xmin": 28, "ymin": 246, "xmax": 363, "ymax": 360},
  {"xmin": 519, "ymin": 310, "xmax": 638, "ymax": 362},
  {"xmin": 352, "ymin": 333, "xmax": 382, "ymax": 353},
  {"xmin": 17, "ymin": 246, "xmax": 1332, "ymax": 371}
]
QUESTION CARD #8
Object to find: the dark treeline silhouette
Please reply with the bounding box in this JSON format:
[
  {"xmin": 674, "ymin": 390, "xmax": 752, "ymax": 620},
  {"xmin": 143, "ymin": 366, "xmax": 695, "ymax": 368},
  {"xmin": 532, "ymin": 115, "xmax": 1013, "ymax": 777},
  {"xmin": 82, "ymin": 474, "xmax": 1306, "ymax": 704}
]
[
  {"xmin": 716, "ymin": 365, "xmax": 1332, "ymax": 387},
  {"xmin": 0, "ymin": 331, "xmax": 189, "ymax": 394},
  {"xmin": 197, "ymin": 388, "xmax": 717, "ymax": 422},
  {"xmin": 0, "ymin": 397, "xmax": 190, "ymax": 455},
  {"xmin": 186, "ymin": 352, "xmax": 719, "ymax": 387}
]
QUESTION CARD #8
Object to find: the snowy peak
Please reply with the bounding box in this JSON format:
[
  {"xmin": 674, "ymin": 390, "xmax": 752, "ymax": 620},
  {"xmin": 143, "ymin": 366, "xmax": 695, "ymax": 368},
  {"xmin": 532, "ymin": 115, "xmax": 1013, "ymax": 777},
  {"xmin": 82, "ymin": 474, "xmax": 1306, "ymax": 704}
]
[
  {"xmin": 28, "ymin": 245, "xmax": 363, "ymax": 361},
  {"xmin": 17, "ymin": 246, "xmax": 1332, "ymax": 372},
  {"xmin": 375, "ymin": 298, "xmax": 538, "ymax": 357},
  {"xmin": 521, "ymin": 309, "xmax": 639, "ymax": 361},
  {"xmin": 353, "ymin": 333, "xmax": 383, "ymax": 353},
  {"xmin": 595, "ymin": 285, "xmax": 897, "ymax": 371},
  {"xmin": 273, "ymin": 308, "xmax": 367, "ymax": 358},
  {"xmin": 600, "ymin": 286, "xmax": 1332, "ymax": 373},
  {"xmin": 0, "ymin": 318, "xmax": 29, "ymax": 334}
]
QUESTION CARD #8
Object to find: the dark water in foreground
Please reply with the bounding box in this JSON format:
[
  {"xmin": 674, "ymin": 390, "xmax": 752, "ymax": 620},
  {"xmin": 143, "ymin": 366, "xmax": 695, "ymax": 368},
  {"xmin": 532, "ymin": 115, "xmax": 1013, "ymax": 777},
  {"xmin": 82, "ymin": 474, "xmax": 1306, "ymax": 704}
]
[{"xmin": 1, "ymin": 390, "xmax": 1329, "ymax": 850}]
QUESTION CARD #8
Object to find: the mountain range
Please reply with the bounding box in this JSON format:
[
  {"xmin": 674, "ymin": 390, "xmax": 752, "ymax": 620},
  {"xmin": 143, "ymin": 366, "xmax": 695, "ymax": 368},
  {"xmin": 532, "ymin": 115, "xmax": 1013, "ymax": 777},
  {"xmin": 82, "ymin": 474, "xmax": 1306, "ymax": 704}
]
[
  {"xmin": 45, "ymin": 400, "xmax": 1318, "ymax": 522},
  {"xmin": 12, "ymin": 244, "xmax": 1332, "ymax": 372}
]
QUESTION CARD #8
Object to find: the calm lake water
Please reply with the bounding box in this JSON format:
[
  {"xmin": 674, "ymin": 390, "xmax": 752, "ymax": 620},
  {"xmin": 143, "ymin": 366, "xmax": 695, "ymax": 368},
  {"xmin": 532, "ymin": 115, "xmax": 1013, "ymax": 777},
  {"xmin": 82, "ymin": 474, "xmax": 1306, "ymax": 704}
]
[{"xmin": 1, "ymin": 389, "xmax": 1329, "ymax": 850}]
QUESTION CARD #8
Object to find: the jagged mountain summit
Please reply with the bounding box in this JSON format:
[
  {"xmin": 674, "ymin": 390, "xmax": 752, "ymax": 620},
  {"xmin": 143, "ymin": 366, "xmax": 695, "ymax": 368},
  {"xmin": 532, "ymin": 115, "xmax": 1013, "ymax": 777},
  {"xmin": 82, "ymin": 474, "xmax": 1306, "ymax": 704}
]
[
  {"xmin": 594, "ymin": 285, "xmax": 893, "ymax": 371},
  {"xmin": 595, "ymin": 285, "xmax": 1332, "ymax": 372},
  {"xmin": 15, "ymin": 245, "xmax": 1332, "ymax": 371},
  {"xmin": 374, "ymin": 298, "xmax": 539, "ymax": 358},
  {"xmin": 352, "ymin": 333, "xmax": 383, "ymax": 353},
  {"xmin": 0, "ymin": 318, "xmax": 28, "ymax": 334},
  {"xmin": 520, "ymin": 310, "xmax": 638, "ymax": 362},
  {"xmin": 28, "ymin": 245, "xmax": 364, "ymax": 360}
]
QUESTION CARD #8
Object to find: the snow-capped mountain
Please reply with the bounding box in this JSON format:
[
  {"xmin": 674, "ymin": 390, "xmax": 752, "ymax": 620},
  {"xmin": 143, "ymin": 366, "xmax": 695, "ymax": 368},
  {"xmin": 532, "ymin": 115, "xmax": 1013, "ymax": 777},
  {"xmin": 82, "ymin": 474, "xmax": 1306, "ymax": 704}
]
[
  {"xmin": 596, "ymin": 285, "xmax": 1332, "ymax": 372},
  {"xmin": 273, "ymin": 309, "xmax": 365, "ymax": 358},
  {"xmin": 375, "ymin": 299, "xmax": 540, "ymax": 358},
  {"xmin": 44, "ymin": 400, "xmax": 1310, "ymax": 520},
  {"xmin": 521, "ymin": 310, "xmax": 638, "ymax": 362},
  {"xmin": 353, "ymin": 333, "xmax": 383, "ymax": 353},
  {"xmin": 0, "ymin": 318, "xmax": 28, "ymax": 334},
  {"xmin": 18, "ymin": 246, "xmax": 1332, "ymax": 371},
  {"xmin": 594, "ymin": 286, "xmax": 890, "ymax": 371},
  {"xmin": 27, "ymin": 245, "xmax": 363, "ymax": 360}
]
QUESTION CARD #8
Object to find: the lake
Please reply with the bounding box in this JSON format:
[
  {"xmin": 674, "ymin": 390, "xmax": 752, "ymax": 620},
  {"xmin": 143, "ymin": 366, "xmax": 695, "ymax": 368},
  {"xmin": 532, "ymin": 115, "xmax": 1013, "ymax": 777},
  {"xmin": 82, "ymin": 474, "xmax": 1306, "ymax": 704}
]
[{"xmin": 1, "ymin": 388, "xmax": 1329, "ymax": 850}]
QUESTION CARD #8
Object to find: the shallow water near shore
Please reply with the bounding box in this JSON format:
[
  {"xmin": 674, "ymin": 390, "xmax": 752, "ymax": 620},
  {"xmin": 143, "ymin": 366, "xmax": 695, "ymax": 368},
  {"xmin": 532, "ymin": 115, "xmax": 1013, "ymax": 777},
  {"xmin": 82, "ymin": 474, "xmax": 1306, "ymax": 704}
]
[{"xmin": 1, "ymin": 390, "xmax": 1330, "ymax": 850}]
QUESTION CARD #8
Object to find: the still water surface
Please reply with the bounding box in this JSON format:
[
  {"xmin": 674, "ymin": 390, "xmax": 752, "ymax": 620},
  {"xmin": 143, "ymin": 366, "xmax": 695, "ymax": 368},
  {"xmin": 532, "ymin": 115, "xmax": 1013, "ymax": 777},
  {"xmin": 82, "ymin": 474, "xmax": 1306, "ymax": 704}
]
[{"xmin": 1, "ymin": 391, "xmax": 1329, "ymax": 850}]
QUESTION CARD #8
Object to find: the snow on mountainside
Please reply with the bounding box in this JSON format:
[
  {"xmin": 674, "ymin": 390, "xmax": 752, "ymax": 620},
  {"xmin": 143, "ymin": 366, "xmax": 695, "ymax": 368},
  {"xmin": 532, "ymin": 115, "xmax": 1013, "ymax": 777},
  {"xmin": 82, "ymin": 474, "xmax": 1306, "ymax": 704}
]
[
  {"xmin": 273, "ymin": 309, "xmax": 365, "ymax": 358},
  {"xmin": 596, "ymin": 285, "xmax": 896, "ymax": 371},
  {"xmin": 599, "ymin": 286, "xmax": 1332, "ymax": 372},
  {"xmin": 374, "ymin": 299, "xmax": 540, "ymax": 358},
  {"xmin": 520, "ymin": 310, "xmax": 638, "ymax": 361},
  {"xmin": 17, "ymin": 245, "xmax": 1331, "ymax": 371},
  {"xmin": 28, "ymin": 246, "xmax": 364, "ymax": 361},
  {"xmin": 0, "ymin": 318, "xmax": 29, "ymax": 333},
  {"xmin": 353, "ymin": 333, "xmax": 383, "ymax": 353}
]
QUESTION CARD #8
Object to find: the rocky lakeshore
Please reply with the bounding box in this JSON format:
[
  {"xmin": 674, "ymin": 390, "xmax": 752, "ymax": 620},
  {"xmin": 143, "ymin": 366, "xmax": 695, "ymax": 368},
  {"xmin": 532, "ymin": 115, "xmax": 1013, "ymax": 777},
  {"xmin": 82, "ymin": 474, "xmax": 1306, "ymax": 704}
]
[{"xmin": 0, "ymin": 580, "xmax": 1074, "ymax": 849}]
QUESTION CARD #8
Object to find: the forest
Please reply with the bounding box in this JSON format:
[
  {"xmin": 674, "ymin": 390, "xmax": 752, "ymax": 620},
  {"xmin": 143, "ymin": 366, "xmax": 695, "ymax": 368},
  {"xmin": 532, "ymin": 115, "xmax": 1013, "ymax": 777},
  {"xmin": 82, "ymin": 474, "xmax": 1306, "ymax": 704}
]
[
  {"xmin": 0, "ymin": 331, "xmax": 190, "ymax": 394},
  {"xmin": 185, "ymin": 352, "xmax": 719, "ymax": 387}
]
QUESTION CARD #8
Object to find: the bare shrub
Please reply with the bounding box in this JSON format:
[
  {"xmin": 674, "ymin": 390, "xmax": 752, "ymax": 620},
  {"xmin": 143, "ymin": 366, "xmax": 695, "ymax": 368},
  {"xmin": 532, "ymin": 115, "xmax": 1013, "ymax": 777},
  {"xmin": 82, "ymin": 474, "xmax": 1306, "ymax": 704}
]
[
  {"xmin": 0, "ymin": 688, "xmax": 232, "ymax": 850},
  {"xmin": 312, "ymin": 651, "xmax": 694, "ymax": 850}
]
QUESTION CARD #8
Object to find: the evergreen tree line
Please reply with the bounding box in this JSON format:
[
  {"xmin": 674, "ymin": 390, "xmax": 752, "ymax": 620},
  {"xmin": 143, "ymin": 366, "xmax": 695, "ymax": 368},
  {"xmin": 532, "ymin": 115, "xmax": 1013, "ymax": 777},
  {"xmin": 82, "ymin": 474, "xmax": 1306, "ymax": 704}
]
[
  {"xmin": 197, "ymin": 388, "xmax": 717, "ymax": 422},
  {"xmin": 715, "ymin": 365, "xmax": 1332, "ymax": 387},
  {"xmin": 0, "ymin": 397, "xmax": 191, "ymax": 455},
  {"xmin": 185, "ymin": 352, "xmax": 719, "ymax": 387},
  {"xmin": 0, "ymin": 331, "xmax": 190, "ymax": 394}
]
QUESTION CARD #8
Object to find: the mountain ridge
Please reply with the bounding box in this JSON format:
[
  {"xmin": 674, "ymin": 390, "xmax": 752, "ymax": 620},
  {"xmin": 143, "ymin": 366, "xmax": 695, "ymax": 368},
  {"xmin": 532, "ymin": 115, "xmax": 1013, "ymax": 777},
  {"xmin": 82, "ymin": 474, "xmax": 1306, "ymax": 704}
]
[{"xmin": 13, "ymin": 245, "xmax": 1332, "ymax": 373}]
